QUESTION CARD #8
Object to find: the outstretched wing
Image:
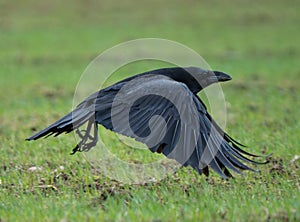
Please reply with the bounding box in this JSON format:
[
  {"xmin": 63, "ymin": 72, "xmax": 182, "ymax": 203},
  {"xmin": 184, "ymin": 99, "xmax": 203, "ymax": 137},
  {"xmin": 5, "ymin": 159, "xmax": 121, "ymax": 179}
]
[{"xmin": 95, "ymin": 74, "xmax": 262, "ymax": 178}]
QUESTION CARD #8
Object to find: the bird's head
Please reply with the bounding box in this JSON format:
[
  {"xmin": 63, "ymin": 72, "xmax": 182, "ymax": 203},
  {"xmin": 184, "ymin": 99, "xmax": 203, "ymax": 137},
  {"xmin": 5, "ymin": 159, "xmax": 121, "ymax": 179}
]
[
  {"xmin": 180, "ymin": 67, "xmax": 232, "ymax": 93},
  {"xmin": 143, "ymin": 66, "xmax": 232, "ymax": 93}
]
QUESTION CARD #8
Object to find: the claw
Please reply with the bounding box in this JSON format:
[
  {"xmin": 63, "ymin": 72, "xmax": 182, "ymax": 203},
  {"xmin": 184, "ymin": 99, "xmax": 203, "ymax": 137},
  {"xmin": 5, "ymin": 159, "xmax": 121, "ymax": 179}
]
[{"xmin": 71, "ymin": 144, "xmax": 80, "ymax": 155}]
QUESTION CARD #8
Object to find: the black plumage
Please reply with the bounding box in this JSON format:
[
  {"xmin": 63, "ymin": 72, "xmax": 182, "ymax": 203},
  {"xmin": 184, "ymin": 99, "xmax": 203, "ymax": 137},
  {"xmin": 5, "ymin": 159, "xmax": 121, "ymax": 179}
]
[{"xmin": 27, "ymin": 67, "xmax": 267, "ymax": 178}]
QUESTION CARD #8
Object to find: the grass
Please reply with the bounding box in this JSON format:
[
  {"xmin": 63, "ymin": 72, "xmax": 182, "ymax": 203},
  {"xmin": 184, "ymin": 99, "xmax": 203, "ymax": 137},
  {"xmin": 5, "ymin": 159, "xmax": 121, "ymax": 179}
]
[{"xmin": 1, "ymin": 0, "xmax": 300, "ymax": 221}]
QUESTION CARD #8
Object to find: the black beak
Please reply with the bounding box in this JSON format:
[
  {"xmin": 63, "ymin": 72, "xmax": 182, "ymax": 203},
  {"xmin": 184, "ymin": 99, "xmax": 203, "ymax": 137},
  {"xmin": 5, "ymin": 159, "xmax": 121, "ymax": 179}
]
[{"xmin": 213, "ymin": 71, "xmax": 232, "ymax": 82}]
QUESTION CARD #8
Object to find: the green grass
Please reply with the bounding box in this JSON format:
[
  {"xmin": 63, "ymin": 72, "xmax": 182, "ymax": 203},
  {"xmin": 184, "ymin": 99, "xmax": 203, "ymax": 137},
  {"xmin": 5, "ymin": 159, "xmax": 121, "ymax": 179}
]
[{"xmin": 1, "ymin": 0, "xmax": 300, "ymax": 221}]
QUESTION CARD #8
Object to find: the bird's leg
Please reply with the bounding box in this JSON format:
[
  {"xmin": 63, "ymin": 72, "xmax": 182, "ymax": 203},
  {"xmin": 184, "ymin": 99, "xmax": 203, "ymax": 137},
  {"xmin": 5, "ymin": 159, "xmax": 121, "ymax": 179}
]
[
  {"xmin": 71, "ymin": 120, "xmax": 98, "ymax": 154},
  {"xmin": 82, "ymin": 122, "xmax": 98, "ymax": 151},
  {"xmin": 76, "ymin": 128, "xmax": 95, "ymax": 141}
]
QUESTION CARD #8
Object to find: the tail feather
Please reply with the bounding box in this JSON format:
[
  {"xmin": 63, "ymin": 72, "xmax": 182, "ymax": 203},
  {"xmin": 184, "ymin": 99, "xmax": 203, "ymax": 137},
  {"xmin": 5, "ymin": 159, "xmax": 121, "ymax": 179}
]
[{"xmin": 26, "ymin": 109, "xmax": 94, "ymax": 141}]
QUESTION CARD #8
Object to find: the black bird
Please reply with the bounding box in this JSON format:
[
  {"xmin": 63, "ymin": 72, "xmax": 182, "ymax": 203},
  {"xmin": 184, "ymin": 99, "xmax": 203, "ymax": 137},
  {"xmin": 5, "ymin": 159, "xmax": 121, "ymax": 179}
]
[{"xmin": 27, "ymin": 67, "xmax": 266, "ymax": 178}]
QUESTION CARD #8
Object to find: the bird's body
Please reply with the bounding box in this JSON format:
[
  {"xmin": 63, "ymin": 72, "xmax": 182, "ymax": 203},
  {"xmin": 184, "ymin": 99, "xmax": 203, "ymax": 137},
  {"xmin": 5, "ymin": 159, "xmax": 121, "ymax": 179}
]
[{"xmin": 27, "ymin": 67, "xmax": 266, "ymax": 178}]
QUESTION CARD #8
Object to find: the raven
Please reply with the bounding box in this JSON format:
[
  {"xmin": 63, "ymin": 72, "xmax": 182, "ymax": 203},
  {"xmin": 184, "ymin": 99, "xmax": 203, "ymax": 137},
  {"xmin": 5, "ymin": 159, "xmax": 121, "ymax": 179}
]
[{"xmin": 27, "ymin": 67, "xmax": 266, "ymax": 178}]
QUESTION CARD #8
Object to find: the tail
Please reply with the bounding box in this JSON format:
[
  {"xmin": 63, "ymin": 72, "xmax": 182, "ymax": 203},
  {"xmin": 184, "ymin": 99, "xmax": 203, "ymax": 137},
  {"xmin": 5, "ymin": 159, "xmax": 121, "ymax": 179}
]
[{"xmin": 26, "ymin": 108, "xmax": 94, "ymax": 141}]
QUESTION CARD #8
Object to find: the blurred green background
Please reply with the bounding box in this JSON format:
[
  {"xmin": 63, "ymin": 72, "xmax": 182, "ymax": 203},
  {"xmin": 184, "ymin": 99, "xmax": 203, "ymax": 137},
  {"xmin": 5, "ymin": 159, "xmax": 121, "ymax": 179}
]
[{"xmin": 0, "ymin": 0, "xmax": 299, "ymax": 221}]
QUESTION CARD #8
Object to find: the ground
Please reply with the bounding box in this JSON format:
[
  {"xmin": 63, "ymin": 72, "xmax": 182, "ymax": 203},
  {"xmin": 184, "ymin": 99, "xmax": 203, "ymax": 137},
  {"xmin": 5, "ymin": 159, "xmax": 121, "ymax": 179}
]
[{"xmin": 0, "ymin": 0, "xmax": 299, "ymax": 221}]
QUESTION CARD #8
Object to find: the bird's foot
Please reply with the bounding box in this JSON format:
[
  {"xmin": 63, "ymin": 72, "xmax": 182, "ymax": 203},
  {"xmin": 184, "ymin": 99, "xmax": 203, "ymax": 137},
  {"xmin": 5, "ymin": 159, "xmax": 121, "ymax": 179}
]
[
  {"xmin": 71, "ymin": 122, "xmax": 98, "ymax": 155},
  {"xmin": 71, "ymin": 139, "xmax": 97, "ymax": 154}
]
